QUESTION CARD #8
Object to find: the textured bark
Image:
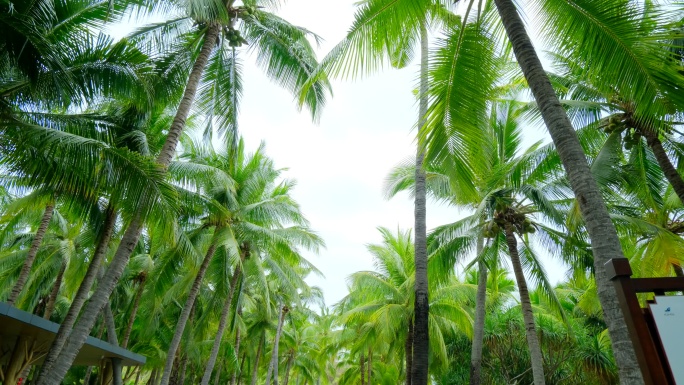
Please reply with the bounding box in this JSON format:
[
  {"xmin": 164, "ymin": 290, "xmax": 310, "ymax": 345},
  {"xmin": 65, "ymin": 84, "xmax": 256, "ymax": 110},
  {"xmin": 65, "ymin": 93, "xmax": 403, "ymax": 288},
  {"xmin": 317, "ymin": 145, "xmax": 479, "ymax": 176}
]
[
  {"xmin": 160, "ymin": 242, "xmax": 219, "ymax": 385},
  {"xmin": 469, "ymin": 236, "xmax": 487, "ymax": 385},
  {"xmin": 104, "ymin": 303, "xmax": 119, "ymax": 346},
  {"xmin": 43, "ymin": 259, "xmax": 66, "ymax": 320},
  {"xmin": 178, "ymin": 354, "xmax": 188, "ymax": 385},
  {"xmin": 8, "ymin": 203, "xmax": 54, "ymax": 305},
  {"xmin": 122, "ymin": 276, "xmax": 146, "ymax": 349},
  {"xmin": 360, "ymin": 354, "xmax": 366, "ymax": 385},
  {"xmin": 266, "ymin": 305, "xmax": 289, "ymax": 385},
  {"xmin": 200, "ymin": 264, "xmax": 242, "ymax": 385},
  {"xmin": 156, "ymin": 24, "xmax": 220, "ymax": 167},
  {"xmin": 35, "ymin": 215, "xmax": 144, "ymax": 385},
  {"xmin": 104, "ymin": 303, "xmax": 123, "ymax": 385},
  {"xmin": 505, "ymin": 226, "xmax": 545, "ymax": 385},
  {"xmin": 643, "ymin": 130, "xmax": 684, "ymax": 204},
  {"xmin": 83, "ymin": 320, "xmax": 106, "ymax": 385},
  {"xmin": 411, "ymin": 21, "xmax": 429, "ymax": 385},
  {"xmin": 367, "ymin": 347, "xmax": 372, "ymax": 385},
  {"xmin": 492, "ymin": 1, "xmax": 644, "ymax": 383},
  {"xmin": 39, "ymin": 206, "xmax": 117, "ymax": 376},
  {"xmin": 214, "ymin": 360, "xmax": 224, "ymax": 385},
  {"xmin": 231, "ymin": 308, "xmax": 243, "ymax": 385},
  {"xmin": 250, "ymin": 334, "xmax": 265, "ymax": 385},
  {"xmin": 405, "ymin": 320, "xmax": 413, "ymax": 385},
  {"xmin": 282, "ymin": 350, "xmax": 295, "ymax": 385}
]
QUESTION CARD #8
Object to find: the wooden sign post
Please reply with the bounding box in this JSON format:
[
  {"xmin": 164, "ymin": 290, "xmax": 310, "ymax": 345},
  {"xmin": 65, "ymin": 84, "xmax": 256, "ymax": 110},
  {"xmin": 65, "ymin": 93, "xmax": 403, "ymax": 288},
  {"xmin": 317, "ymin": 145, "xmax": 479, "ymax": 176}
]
[{"xmin": 606, "ymin": 258, "xmax": 684, "ymax": 385}]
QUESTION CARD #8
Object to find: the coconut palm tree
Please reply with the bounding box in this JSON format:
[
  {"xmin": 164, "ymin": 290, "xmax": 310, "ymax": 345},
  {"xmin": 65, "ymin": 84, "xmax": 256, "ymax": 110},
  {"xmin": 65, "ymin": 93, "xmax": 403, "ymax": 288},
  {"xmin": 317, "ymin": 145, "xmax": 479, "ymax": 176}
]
[
  {"xmin": 323, "ymin": 3, "xmax": 460, "ymax": 381},
  {"xmin": 445, "ymin": 0, "xmax": 659, "ymax": 381},
  {"xmin": 337, "ymin": 227, "xmax": 474, "ymax": 384},
  {"xmin": 37, "ymin": 0, "xmax": 330, "ymax": 381},
  {"xmin": 421, "ymin": 100, "xmax": 574, "ymax": 384}
]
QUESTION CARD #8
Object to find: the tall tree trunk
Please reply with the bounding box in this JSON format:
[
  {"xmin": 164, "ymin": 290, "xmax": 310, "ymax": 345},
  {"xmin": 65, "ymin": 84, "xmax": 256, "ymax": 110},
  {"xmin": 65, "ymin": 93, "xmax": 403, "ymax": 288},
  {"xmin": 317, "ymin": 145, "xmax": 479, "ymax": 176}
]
[
  {"xmin": 360, "ymin": 354, "xmax": 366, "ymax": 385},
  {"xmin": 250, "ymin": 333, "xmax": 265, "ymax": 385},
  {"xmin": 405, "ymin": 320, "xmax": 413, "ymax": 385},
  {"xmin": 367, "ymin": 346, "xmax": 372, "ymax": 385},
  {"xmin": 178, "ymin": 354, "xmax": 189, "ymax": 385},
  {"xmin": 8, "ymin": 203, "xmax": 54, "ymax": 305},
  {"xmin": 43, "ymin": 259, "xmax": 66, "ymax": 320},
  {"xmin": 214, "ymin": 360, "xmax": 223, "ymax": 385},
  {"xmin": 411, "ymin": 21, "xmax": 429, "ymax": 385},
  {"xmin": 491, "ymin": 1, "xmax": 644, "ymax": 383},
  {"xmin": 266, "ymin": 305, "xmax": 289, "ymax": 385},
  {"xmin": 83, "ymin": 319, "xmax": 106, "ymax": 385},
  {"xmin": 200, "ymin": 264, "xmax": 242, "ymax": 385},
  {"xmin": 104, "ymin": 303, "xmax": 123, "ymax": 385},
  {"xmin": 282, "ymin": 351, "xmax": 294, "ymax": 385},
  {"xmin": 35, "ymin": 23, "xmax": 221, "ymax": 385},
  {"xmin": 673, "ymin": 263, "xmax": 684, "ymax": 277},
  {"xmin": 39, "ymin": 206, "xmax": 117, "ymax": 375},
  {"xmin": 469, "ymin": 236, "xmax": 487, "ymax": 385},
  {"xmin": 147, "ymin": 369, "xmax": 158, "ymax": 385},
  {"xmin": 643, "ymin": 130, "xmax": 684, "ymax": 204},
  {"xmin": 160, "ymin": 241, "xmax": 219, "ymax": 385},
  {"xmin": 231, "ymin": 308, "xmax": 243, "ymax": 385},
  {"xmin": 504, "ymin": 226, "xmax": 545, "ymax": 385},
  {"xmin": 122, "ymin": 276, "xmax": 147, "ymax": 349}
]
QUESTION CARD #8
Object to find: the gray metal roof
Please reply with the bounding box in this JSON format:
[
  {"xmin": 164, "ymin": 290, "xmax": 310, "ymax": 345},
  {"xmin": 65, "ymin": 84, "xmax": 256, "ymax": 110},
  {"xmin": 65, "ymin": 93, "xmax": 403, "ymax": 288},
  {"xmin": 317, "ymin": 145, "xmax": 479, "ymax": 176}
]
[{"xmin": 0, "ymin": 302, "xmax": 146, "ymax": 366}]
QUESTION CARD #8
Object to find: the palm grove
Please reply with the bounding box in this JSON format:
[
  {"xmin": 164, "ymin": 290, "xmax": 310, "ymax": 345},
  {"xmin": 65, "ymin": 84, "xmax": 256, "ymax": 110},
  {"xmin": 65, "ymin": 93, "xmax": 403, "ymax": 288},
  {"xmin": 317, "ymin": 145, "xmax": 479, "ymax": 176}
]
[{"xmin": 1, "ymin": 0, "xmax": 683, "ymax": 384}]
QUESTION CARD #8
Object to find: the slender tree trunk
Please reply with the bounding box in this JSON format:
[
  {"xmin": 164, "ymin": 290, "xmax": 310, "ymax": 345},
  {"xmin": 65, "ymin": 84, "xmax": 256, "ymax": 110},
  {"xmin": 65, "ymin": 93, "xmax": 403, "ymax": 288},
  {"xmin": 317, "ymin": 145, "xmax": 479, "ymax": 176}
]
[
  {"xmin": 405, "ymin": 319, "xmax": 413, "ymax": 385},
  {"xmin": 178, "ymin": 354, "xmax": 189, "ymax": 385},
  {"xmin": 8, "ymin": 203, "xmax": 54, "ymax": 305},
  {"xmin": 43, "ymin": 259, "xmax": 66, "ymax": 320},
  {"xmin": 83, "ymin": 318, "xmax": 106, "ymax": 385},
  {"xmin": 122, "ymin": 276, "xmax": 147, "ymax": 349},
  {"xmin": 134, "ymin": 368, "xmax": 142, "ymax": 385},
  {"xmin": 250, "ymin": 333, "xmax": 265, "ymax": 385},
  {"xmin": 104, "ymin": 303, "xmax": 123, "ymax": 385},
  {"xmin": 491, "ymin": 1, "xmax": 644, "ymax": 383},
  {"xmin": 360, "ymin": 354, "xmax": 366, "ymax": 385},
  {"xmin": 367, "ymin": 346, "xmax": 372, "ymax": 385},
  {"xmin": 673, "ymin": 263, "xmax": 684, "ymax": 277},
  {"xmin": 504, "ymin": 226, "xmax": 545, "ymax": 385},
  {"xmin": 643, "ymin": 130, "xmax": 684, "ymax": 204},
  {"xmin": 201, "ymin": 264, "xmax": 242, "ymax": 385},
  {"xmin": 147, "ymin": 369, "xmax": 158, "ymax": 385},
  {"xmin": 231, "ymin": 308, "xmax": 243, "ymax": 385},
  {"xmin": 39, "ymin": 206, "xmax": 117, "ymax": 376},
  {"xmin": 266, "ymin": 305, "xmax": 289, "ymax": 385},
  {"xmin": 160, "ymin": 241, "xmax": 219, "ymax": 385},
  {"xmin": 35, "ymin": 23, "xmax": 221, "ymax": 385},
  {"xmin": 214, "ymin": 360, "xmax": 224, "ymax": 385},
  {"xmin": 104, "ymin": 304, "xmax": 119, "ymax": 346},
  {"xmin": 411, "ymin": 21, "xmax": 429, "ymax": 385},
  {"xmin": 469, "ymin": 236, "xmax": 487, "ymax": 385},
  {"xmin": 282, "ymin": 351, "xmax": 294, "ymax": 385}
]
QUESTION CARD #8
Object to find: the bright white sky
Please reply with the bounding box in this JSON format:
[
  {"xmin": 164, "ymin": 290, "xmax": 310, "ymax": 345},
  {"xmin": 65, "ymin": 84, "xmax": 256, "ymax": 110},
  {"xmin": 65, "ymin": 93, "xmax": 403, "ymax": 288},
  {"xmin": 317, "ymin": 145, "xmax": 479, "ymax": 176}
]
[
  {"xmin": 111, "ymin": 0, "xmax": 566, "ymax": 307},
  {"xmin": 233, "ymin": 0, "xmax": 565, "ymax": 306}
]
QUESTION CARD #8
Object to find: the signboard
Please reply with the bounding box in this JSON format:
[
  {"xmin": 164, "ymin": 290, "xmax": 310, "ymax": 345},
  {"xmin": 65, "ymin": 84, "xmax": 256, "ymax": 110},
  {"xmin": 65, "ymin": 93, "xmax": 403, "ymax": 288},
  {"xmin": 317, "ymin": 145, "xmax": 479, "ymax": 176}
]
[{"xmin": 649, "ymin": 296, "xmax": 684, "ymax": 384}]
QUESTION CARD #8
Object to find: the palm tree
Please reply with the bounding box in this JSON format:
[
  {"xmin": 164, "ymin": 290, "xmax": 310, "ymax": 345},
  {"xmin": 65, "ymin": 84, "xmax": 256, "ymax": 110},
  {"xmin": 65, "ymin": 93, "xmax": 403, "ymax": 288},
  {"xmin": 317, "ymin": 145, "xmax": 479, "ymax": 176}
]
[
  {"xmin": 187, "ymin": 140, "xmax": 323, "ymax": 385},
  {"xmin": 36, "ymin": 0, "xmax": 330, "ymax": 381},
  {"xmin": 324, "ymin": 3, "xmax": 458, "ymax": 382},
  {"xmin": 476, "ymin": 0, "xmax": 650, "ymax": 381},
  {"xmin": 337, "ymin": 227, "xmax": 473, "ymax": 384},
  {"xmin": 421, "ymin": 101, "xmax": 575, "ymax": 384}
]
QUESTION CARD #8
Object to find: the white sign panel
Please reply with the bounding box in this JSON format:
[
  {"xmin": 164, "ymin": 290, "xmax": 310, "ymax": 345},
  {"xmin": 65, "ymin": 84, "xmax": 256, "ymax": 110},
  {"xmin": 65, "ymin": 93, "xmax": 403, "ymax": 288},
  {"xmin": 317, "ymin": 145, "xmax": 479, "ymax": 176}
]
[{"xmin": 649, "ymin": 296, "xmax": 684, "ymax": 384}]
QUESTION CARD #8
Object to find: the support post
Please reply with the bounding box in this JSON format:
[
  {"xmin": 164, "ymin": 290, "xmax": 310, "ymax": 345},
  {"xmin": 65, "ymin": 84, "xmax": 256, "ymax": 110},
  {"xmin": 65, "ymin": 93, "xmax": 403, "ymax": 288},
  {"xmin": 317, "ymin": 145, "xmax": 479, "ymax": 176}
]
[{"xmin": 605, "ymin": 259, "xmax": 671, "ymax": 385}]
